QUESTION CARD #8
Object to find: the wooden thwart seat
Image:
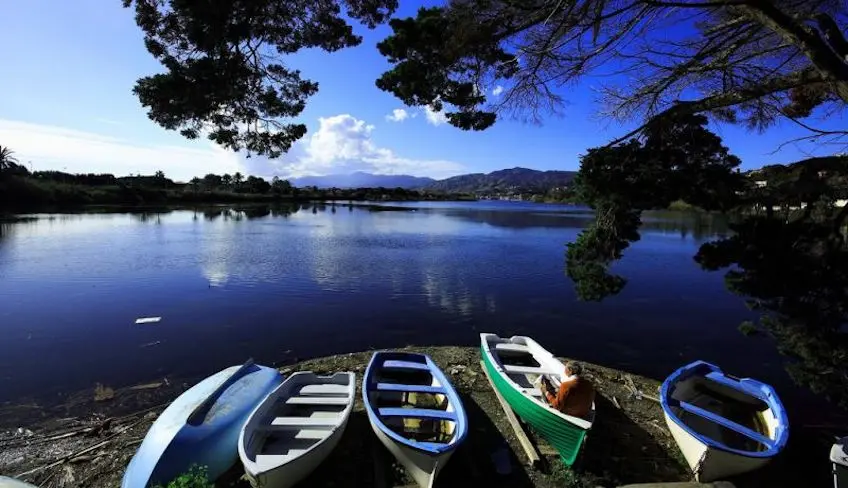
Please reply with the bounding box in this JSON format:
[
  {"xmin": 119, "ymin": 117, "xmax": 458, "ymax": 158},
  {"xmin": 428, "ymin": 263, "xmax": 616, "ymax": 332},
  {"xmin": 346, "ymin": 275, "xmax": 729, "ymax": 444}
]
[
  {"xmin": 494, "ymin": 343, "xmax": 530, "ymax": 354},
  {"xmin": 298, "ymin": 384, "xmax": 349, "ymax": 396},
  {"xmin": 266, "ymin": 416, "xmax": 339, "ymax": 429},
  {"xmin": 286, "ymin": 396, "xmax": 350, "ymax": 405},
  {"xmin": 378, "ymin": 407, "xmax": 457, "ymax": 421},
  {"xmin": 675, "ymin": 400, "xmax": 774, "ymax": 448},
  {"xmin": 502, "ymin": 364, "xmax": 553, "ymax": 375},
  {"xmin": 376, "ymin": 383, "xmax": 445, "ymax": 394},
  {"xmin": 382, "ymin": 360, "xmax": 430, "ymax": 371}
]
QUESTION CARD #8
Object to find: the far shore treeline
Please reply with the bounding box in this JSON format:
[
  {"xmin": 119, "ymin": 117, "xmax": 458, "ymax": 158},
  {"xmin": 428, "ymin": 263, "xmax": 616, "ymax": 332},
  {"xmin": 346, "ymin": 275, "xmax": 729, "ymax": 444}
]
[{"xmin": 0, "ymin": 162, "xmax": 475, "ymax": 210}]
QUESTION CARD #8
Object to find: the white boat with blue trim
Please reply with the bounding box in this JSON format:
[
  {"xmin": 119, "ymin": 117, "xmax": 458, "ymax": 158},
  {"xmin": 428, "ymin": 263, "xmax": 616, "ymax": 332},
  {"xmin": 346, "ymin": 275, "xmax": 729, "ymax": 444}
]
[
  {"xmin": 660, "ymin": 360, "xmax": 789, "ymax": 481},
  {"xmin": 363, "ymin": 352, "xmax": 467, "ymax": 488}
]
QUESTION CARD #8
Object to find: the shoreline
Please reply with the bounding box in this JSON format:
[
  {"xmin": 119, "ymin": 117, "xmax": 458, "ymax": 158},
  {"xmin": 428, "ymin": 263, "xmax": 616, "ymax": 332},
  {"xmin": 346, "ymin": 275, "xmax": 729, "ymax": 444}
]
[{"xmin": 0, "ymin": 346, "xmax": 823, "ymax": 487}]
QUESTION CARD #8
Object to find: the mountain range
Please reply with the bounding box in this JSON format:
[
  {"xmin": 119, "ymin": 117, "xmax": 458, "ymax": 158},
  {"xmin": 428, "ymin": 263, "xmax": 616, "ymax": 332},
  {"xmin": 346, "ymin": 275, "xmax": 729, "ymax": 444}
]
[
  {"xmin": 290, "ymin": 167, "xmax": 577, "ymax": 193},
  {"xmin": 424, "ymin": 167, "xmax": 576, "ymax": 193},
  {"xmin": 290, "ymin": 172, "xmax": 435, "ymax": 189}
]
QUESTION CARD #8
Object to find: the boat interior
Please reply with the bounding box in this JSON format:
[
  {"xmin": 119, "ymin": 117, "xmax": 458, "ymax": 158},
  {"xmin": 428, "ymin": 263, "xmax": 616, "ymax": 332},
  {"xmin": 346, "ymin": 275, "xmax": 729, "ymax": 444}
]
[
  {"xmin": 244, "ymin": 373, "xmax": 352, "ymax": 469},
  {"xmin": 668, "ymin": 374, "xmax": 774, "ymax": 452},
  {"xmin": 370, "ymin": 358, "xmax": 458, "ymax": 446},
  {"xmin": 491, "ymin": 341, "xmax": 561, "ymax": 397}
]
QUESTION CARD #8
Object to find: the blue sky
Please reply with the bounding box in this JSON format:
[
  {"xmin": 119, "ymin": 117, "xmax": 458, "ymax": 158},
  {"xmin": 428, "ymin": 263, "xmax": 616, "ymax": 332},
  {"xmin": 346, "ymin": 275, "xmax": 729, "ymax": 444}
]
[{"xmin": 0, "ymin": 0, "xmax": 842, "ymax": 182}]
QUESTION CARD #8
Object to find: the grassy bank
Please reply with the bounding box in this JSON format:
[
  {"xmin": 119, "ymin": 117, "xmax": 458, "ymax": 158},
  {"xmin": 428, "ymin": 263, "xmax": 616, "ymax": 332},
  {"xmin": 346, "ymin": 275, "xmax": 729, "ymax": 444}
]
[{"xmin": 0, "ymin": 347, "xmax": 832, "ymax": 487}]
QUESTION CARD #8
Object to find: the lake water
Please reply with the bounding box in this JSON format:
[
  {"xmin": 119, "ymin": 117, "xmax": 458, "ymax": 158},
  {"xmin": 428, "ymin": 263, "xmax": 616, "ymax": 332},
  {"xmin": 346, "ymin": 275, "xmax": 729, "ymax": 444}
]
[{"xmin": 0, "ymin": 201, "xmax": 797, "ymax": 406}]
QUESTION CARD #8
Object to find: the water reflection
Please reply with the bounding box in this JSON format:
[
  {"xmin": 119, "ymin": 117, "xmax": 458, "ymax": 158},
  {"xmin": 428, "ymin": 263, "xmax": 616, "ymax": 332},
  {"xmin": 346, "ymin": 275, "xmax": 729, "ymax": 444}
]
[{"xmin": 0, "ymin": 202, "xmax": 772, "ymax": 408}]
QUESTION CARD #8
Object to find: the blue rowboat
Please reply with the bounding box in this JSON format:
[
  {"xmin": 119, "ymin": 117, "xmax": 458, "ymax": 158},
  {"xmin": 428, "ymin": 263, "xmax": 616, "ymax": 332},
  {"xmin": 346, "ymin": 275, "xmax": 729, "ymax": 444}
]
[
  {"xmin": 363, "ymin": 352, "xmax": 467, "ymax": 488},
  {"xmin": 660, "ymin": 360, "xmax": 789, "ymax": 482},
  {"xmin": 122, "ymin": 360, "xmax": 283, "ymax": 488}
]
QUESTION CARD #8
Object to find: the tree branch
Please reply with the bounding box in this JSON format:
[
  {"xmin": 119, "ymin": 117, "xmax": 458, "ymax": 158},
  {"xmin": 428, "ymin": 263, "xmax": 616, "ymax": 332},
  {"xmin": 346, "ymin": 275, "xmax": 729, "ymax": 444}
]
[
  {"xmin": 643, "ymin": 0, "xmax": 747, "ymax": 7},
  {"xmin": 605, "ymin": 68, "xmax": 825, "ymax": 146},
  {"xmin": 735, "ymin": 3, "xmax": 848, "ymax": 103}
]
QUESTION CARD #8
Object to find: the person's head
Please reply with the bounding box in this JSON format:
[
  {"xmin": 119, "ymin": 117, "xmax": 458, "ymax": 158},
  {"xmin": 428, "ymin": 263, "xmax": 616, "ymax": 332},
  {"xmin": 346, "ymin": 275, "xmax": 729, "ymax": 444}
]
[{"xmin": 564, "ymin": 361, "xmax": 583, "ymax": 377}]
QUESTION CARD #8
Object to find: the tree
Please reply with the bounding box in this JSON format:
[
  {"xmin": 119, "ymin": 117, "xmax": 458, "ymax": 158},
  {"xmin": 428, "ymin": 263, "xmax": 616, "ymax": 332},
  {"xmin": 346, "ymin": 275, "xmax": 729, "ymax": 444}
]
[
  {"xmin": 569, "ymin": 116, "xmax": 848, "ymax": 407},
  {"xmin": 695, "ymin": 203, "xmax": 848, "ymax": 407},
  {"xmin": 154, "ymin": 170, "xmax": 166, "ymax": 180},
  {"xmin": 566, "ymin": 113, "xmax": 744, "ymax": 300},
  {"xmin": 222, "ymin": 173, "xmax": 233, "ymax": 188},
  {"xmin": 272, "ymin": 176, "xmax": 293, "ymax": 194},
  {"xmin": 124, "ymin": 0, "xmax": 398, "ymax": 157},
  {"xmin": 233, "ymin": 172, "xmax": 244, "ymax": 187},
  {"xmin": 0, "ymin": 145, "xmax": 20, "ymax": 173},
  {"xmin": 245, "ymin": 175, "xmax": 271, "ymax": 194},
  {"xmin": 202, "ymin": 173, "xmax": 223, "ymax": 189},
  {"xmin": 376, "ymin": 1, "xmax": 847, "ymax": 148}
]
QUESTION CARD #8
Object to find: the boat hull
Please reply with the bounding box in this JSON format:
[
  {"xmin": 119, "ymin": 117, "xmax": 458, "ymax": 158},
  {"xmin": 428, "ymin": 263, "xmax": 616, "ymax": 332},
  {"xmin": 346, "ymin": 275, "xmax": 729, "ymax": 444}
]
[
  {"xmin": 479, "ymin": 335, "xmax": 592, "ymax": 466},
  {"xmin": 0, "ymin": 477, "xmax": 39, "ymax": 488},
  {"xmin": 369, "ymin": 416, "xmax": 452, "ymax": 488},
  {"xmin": 240, "ymin": 372, "xmax": 355, "ymax": 488},
  {"xmin": 663, "ymin": 410, "xmax": 772, "ymax": 482},
  {"xmin": 363, "ymin": 352, "xmax": 467, "ymax": 488},
  {"xmin": 247, "ymin": 419, "xmax": 348, "ymax": 488},
  {"xmin": 122, "ymin": 363, "xmax": 283, "ymax": 488}
]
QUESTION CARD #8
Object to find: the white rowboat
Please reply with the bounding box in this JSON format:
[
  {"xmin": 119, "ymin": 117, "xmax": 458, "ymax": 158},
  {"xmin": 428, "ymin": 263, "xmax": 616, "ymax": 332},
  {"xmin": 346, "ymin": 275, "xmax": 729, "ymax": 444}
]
[
  {"xmin": 660, "ymin": 360, "xmax": 789, "ymax": 481},
  {"xmin": 238, "ymin": 372, "xmax": 355, "ymax": 488},
  {"xmin": 0, "ymin": 477, "xmax": 39, "ymax": 488},
  {"xmin": 363, "ymin": 352, "xmax": 467, "ymax": 488}
]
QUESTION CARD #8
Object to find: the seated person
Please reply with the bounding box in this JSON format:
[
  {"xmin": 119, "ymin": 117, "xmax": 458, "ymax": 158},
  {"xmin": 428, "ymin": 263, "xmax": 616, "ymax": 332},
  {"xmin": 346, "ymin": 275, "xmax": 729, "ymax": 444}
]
[{"xmin": 539, "ymin": 361, "xmax": 595, "ymax": 418}]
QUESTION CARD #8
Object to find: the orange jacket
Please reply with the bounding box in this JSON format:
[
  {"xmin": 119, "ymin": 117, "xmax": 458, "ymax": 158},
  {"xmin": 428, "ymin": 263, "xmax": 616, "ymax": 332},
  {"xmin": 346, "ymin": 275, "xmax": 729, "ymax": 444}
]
[{"xmin": 545, "ymin": 376, "xmax": 595, "ymax": 418}]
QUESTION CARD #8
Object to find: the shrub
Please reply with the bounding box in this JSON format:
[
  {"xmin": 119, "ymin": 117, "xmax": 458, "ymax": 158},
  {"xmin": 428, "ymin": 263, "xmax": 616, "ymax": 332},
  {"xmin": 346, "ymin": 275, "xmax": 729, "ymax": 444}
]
[{"xmin": 153, "ymin": 465, "xmax": 213, "ymax": 488}]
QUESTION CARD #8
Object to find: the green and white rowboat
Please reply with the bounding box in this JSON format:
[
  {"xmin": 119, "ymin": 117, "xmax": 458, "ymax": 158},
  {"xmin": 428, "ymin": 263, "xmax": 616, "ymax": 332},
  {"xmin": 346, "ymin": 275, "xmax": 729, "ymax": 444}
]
[{"xmin": 480, "ymin": 333, "xmax": 595, "ymax": 466}]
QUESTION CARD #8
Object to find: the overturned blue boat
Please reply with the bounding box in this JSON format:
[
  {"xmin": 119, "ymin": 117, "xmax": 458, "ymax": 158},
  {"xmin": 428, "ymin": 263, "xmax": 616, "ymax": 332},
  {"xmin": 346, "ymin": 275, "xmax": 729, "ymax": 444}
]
[{"xmin": 122, "ymin": 359, "xmax": 283, "ymax": 488}]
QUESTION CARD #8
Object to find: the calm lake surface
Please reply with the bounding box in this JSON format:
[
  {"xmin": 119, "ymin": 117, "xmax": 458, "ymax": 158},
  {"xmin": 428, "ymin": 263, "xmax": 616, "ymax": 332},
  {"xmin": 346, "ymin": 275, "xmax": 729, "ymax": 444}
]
[{"xmin": 0, "ymin": 201, "xmax": 797, "ymax": 405}]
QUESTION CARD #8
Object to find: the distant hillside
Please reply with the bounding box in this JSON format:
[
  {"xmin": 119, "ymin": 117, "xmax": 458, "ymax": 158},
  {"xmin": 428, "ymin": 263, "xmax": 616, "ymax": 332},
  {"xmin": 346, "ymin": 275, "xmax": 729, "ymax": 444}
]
[
  {"xmin": 291, "ymin": 172, "xmax": 435, "ymax": 189},
  {"xmin": 425, "ymin": 167, "xmax": 576, "ymax": 194}
]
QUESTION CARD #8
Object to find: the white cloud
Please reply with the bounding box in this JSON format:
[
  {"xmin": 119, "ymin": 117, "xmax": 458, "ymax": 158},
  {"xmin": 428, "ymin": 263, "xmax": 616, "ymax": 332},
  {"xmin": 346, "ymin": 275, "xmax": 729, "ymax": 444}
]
[
  {"xmin": 247, "ymin": 114, "xmax": 465, "ymax": 179},
  {"xmin": 492, "ymin": 85, "xmax": 504, "ymax": 96},
  {"xmin": 0, "ymin": 119, "xmax": 242, "ymax": 182},
  {"xmin": 385, "ymin": 108, "xmax": 412, "ymax": 122},
  {"xmin": 94, "ymin": 117, "xmax": 124, "ymax": 126},
  {"xmin": 424, "ymin": 105, "xmax": 449, "ymax": 126}
]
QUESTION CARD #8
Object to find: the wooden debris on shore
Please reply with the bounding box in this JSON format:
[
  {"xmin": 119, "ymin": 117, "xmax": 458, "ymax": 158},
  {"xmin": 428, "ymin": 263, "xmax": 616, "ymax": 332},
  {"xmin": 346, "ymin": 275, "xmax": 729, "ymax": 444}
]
[{"xmin": 480, "ymin": 360, "xmax": 542, "ymax": 468}]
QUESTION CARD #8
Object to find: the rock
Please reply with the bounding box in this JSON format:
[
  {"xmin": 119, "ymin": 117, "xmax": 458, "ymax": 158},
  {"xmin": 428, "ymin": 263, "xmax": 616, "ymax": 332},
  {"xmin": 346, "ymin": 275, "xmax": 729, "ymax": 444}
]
[
  {"xmin": 449, "ymin": 365, "xmax": 467, "ymax": 375},
  {"xmin": 16, "ymin": 427, "xmax": 34, "ymax": 437}
]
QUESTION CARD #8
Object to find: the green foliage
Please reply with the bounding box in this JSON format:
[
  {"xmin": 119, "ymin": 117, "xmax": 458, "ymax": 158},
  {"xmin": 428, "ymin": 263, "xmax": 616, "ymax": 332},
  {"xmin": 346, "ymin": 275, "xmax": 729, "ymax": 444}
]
[
  {"xmin": 738, "ymin": 321, "xmax": 760, "ymax": 337},
  {"xmin": 566, "ymin": 206, "xmax": 641, "ymax": 301},
  {"xmin": 575, "ymin": 114, "xmax": 744, "ymax": 213},
  {"xmin": 0, "ymin": 171, "xmax": 470, "ymax": 210},
  {"xmin": 272, "ymin": 176, "xmax": 293, "ymax": 194},
  {"xmin": 0, "ymin": 145, "xmax": 19, "ymax": 173},
  {"xmin": 569, "ymin": 136, "xmax": 848, "ymax": 407},
  {"xmin": 152, "ymin": 465, "xmax": 213, "ymax": 488},
  {"xmin": 695, "ymin": 209, "xmax": 848, "ymax": 407},
  {"xmin": 124, "ymin": 0, "xmax": 398, "ymax": 157},
  {"xmin": 375, "ymin": 6, "xmax": 512, "ymax": 130},
  {"xmin": 374, "ymin": 0, "xmax": 847, "ymax": 142},
  {"xmin": 566, "ymin": 114, "xmax": 743, "ymax": 301}
]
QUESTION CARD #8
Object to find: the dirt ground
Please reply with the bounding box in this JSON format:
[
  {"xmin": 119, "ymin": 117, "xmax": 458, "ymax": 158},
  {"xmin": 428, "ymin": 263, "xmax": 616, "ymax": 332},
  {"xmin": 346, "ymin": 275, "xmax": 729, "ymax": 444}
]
[{"xmin": 0, "ymin": 346, "xmax": 833, "ymax": 488}]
